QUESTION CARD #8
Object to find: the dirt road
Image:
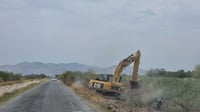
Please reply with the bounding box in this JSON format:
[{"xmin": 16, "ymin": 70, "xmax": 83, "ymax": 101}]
[{"xmin": 0, "ymin": 81, "xmax": 95, "ymax": 112}]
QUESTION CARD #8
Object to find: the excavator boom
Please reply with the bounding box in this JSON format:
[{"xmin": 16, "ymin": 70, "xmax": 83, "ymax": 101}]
[
  {"xmin": 111, "ymin": 54, "xmax": 134, "ymax": 83},
  {"xmin": 111, "ymin": 50, "xmax": 141, "ymax": 85}
]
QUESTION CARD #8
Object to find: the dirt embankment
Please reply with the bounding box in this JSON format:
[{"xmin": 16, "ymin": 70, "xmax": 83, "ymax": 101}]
[
  {"xmin": 0, "ymin": 80, "xmax": 40, "ymax": 97},
  {"xmin": 70, "ymin": 82, "xmax": 152, "ymax": 112}
]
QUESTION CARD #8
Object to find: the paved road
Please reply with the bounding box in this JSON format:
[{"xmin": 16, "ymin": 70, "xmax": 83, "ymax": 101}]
[{"xmin": 0, "ymin": 81, "xmax": 95, "ymax": 112}]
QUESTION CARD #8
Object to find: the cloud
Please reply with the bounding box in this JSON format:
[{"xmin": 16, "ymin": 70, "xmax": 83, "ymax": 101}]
[{"xmin": 0, "ymin": 0, "xmax": 200, "ymax": 70}]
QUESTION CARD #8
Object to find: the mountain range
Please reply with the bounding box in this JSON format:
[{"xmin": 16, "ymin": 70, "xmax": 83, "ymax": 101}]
[{"xmin": 0, "ymin": 62, "xmax": 147, "ymax": 76}]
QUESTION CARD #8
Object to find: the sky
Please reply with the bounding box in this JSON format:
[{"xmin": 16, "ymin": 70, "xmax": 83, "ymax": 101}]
[{"xmin": 0, "ymin": 0, "xmax": 200, "ymax": 71}]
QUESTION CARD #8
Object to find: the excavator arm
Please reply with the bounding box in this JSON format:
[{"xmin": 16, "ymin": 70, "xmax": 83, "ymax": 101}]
[
  {"xmin": 111, "ymin": 50, "xmax": 141, "ymax": 88},
  {"xmin": 132, "ymin": 50, "xmax": 141, "ymax": 81},
  {"xmin": 111, "ymin": 54, "xmax": 134, "ymax": 82},
  {"xmin": 130, "ymin": 50, "xmax": 141, "ymax": 89}
]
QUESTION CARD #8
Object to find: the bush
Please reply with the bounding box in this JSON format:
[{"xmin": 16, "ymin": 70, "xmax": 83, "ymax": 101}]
[
  {"xmin": 58, "ymin": 70, "xmax": 96, "ymax": 87},
  {"xmin": 193, "ymin": 64, "xmax": 200, "ymax": 78},
  {"xmin": 62, "ymin": 71, "xmax": 76, "ymax": 86},
  {"xmin": 147, "ymin": 69, "xmax": 192, "ymax": 78},
  {"xmin": 24, "ymin": 74, "xmax": 47, "ymax": 79},
  {"xmin": 0, "ymin": 77, "xmax": 3, "ymax": 83},
  {"xmin": 0, "ymin": 71, "xmax": 22, "ymax": 82}
]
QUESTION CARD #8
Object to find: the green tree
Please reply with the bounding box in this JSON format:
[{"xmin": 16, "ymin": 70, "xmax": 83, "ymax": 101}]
[
  {"xmin": 39, "ymin": 74, "xmax": 46, "ymax": 78},
  {"xmin": 176, "ymin": 70, "xmax": 185, "ymax": 78},
  {"xmin": 146, "ymin": 68, "xmax": 166, "ymax": 77},
  {"xmin": 84, "ymin": 69, "xmax": 96, "ymax": 80},
  {"xmin": 0, "ymin": 71, "xmax": 22, "ymax": 81},
  {"xmin": 62, "ymin": 71, "xmax": 75, "ymax": 86}
]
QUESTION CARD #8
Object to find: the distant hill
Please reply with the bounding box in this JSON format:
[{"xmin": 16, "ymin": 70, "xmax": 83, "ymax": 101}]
[{"xmin": 0, "ymin": 62, "xmax": 147, "ymax": 76}]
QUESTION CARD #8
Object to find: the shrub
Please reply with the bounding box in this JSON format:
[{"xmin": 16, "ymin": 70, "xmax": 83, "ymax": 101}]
[
  {"xmin": 62, "ymin": 71, "xmax": 76, "ymax": 86},
  {"xmin": 128, "ymin": 76, "xmax": 200, "ymax": 111},
  {"xmin": 193, "ymin": 64, "xmax": 200, "ymax": 78}
]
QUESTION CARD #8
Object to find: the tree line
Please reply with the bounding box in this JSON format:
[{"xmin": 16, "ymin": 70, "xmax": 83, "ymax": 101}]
[
  {"xmin": 0, "ymin": 71, "xmax": 47, "ymax": 82},
  {"xmin": 146, "ymin": 64, "xmax": 200, "ymax": 78},
  {"xmin": 0, "ymin": 71, "xmax": 21, "ymax": 82},
  {"xmin": 24, "ymin": 74, "xmax": 47, "ymax": 79}
]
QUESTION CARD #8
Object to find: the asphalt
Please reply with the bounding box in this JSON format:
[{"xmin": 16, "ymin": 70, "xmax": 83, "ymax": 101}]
[{"xmin": 0, "ymin": 81, "xmax": 95, "ymax": 112}]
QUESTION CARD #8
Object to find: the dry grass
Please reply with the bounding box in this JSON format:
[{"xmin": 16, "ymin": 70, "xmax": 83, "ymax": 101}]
[
  {"xmin": 0, "ymin": 79, "xmax": 36, "ymax": 86},
  {"xmin": 69, "ymin": 82, "xmax": 150, "ymax": 112},
  {"xmin": 0, "ymin": 80, "xmax": 23, "ymax": 86},
  {"xmin": 0, "ymin": 82, "xmax": 40, "ymax": 105}
]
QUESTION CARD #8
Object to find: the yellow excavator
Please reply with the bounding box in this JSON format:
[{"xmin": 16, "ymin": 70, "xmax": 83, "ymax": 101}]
[{"xmin": 88, "ymin": 50, "xmax": 141, "ymax": 95}]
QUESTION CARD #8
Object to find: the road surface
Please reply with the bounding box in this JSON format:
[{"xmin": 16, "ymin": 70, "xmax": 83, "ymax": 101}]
[{"xmin": 0, "ymin": 81, "xmax": 95, "ymax": 112}]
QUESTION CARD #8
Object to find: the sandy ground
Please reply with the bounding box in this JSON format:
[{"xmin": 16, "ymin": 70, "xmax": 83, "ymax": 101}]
[{"xmin": 0, "ymin": 80, "xmax": 40, "ymax": 96}]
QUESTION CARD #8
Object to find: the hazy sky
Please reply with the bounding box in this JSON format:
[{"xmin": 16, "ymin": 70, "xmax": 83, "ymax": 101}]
[{"xmin": 0, "ymin": 0, "xmax": 200, "ymax": 71}]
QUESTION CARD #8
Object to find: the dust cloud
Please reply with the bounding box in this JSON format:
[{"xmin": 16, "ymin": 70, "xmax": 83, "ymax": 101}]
[{"xmin": 126, "ymin": 83, "xmax": 163, "ymax": 106}]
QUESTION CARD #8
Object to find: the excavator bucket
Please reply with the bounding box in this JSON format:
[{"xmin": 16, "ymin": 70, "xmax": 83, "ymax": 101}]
[{"xmin": 130, "ymin": 80, "xmax": 139, "ymax": 89}]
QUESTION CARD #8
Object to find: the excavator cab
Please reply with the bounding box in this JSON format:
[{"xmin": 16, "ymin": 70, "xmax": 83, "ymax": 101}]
[{"xmin": 95, "ymin": 74, "xmax": 122, "ymax": 82}]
